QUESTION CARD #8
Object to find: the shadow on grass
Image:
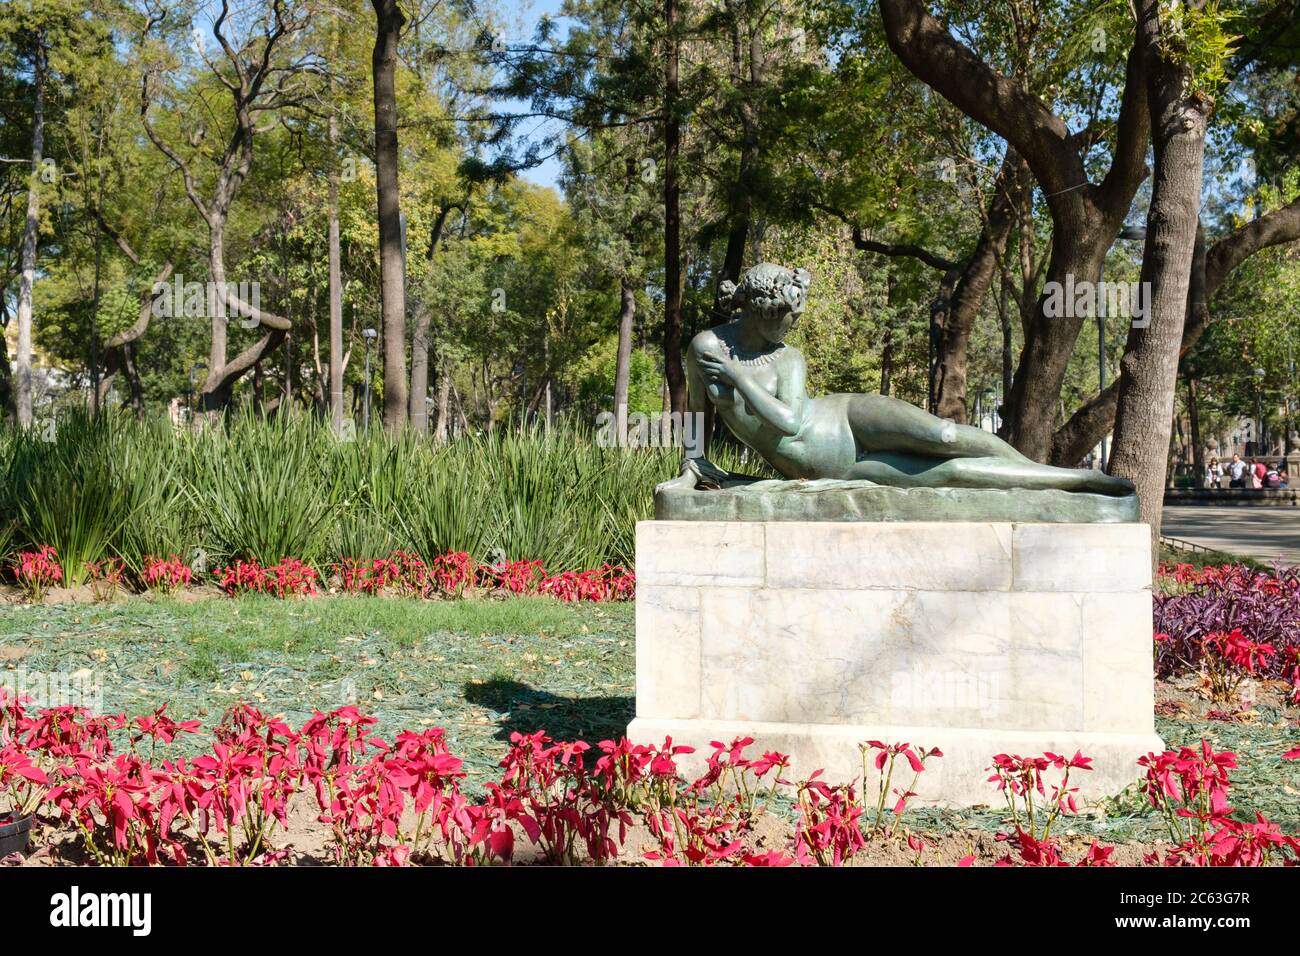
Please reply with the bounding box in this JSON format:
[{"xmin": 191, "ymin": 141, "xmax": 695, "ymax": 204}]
[{"xmin": 464, "ymin": 678, "xmax": 634, "ymax": 745}]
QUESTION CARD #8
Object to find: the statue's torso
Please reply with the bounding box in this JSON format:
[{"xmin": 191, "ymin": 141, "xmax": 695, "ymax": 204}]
[
  {"xmin": 691, "ymin": 327, "xmax": 859, "ymax": 479},
  {"xmin": 712, "ymin": 378, "xmax": 858, "ymax": 480}
]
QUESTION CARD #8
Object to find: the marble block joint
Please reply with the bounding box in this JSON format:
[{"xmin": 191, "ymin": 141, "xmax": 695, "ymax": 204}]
[{"xmin": 629, "ymin": 520, "xmax": 1161, "ymax": 806}]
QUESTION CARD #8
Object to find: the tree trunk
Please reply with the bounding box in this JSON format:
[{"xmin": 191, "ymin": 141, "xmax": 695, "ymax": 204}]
[
  {"xmin": 1108, "ymin": 0, "xmax": 1208, "ymax": 560},
  {"xmin": 1051, "ymin": 191, "xmax": 1300, "ymax": 464},
  {"xmin": 711, "ymin": 8, "xmax": 762, "ymax": 322},
  {"xmin": 372, "ymin": 0, "xmax": 408, "ymax": 432},
  {"xmin": 543, "ymin": 332, "xmax": 553, "ymax": 429},
  {"xmin": 661, "ymin": 0, "xmax": 688, "ymax": 416},
  {"xmin": 879, "ymin": 315, "xmax": 894, "ymax": 397},
  {"xmin": 997, "ymin": 234, "xmax": 1110, "ymax": 458},
  {"xmin": 123, "ymin": 343, "xmax": 144, "ymax": 418},
  {"xmin": 0, "ymin": 295, "xmax": 13, "ymax": 420},
  {"xmin": 409, "ymin": 315, "xmax": 431, "ymax": 431},
  {"xmin": 932, "ymin": 150, "xmax": 1027, "ymax": 423},
  {"xmin": 999, "ymin": 278, "xmax": 1014, "ymax": 415},
  {"xmin": 15, "ymin": 35, "xmax": 45, "ymax": 428},
  {"xmin": 189, "ymin": 151, "xmax": 291, "ymax": 414},
  {"xmin": 1187, "ymin": 374, "xmax": 1204, "ymax": 485},
  {"xmin": 410, "ymin": 203, "xmax": 455, "ymax": 432},
  {"xmin": 434, "ymin": 357, "xmax": 452, "ymax": 443},
  {"xmin": 328, "ymin": 111, "xmax": 344, "ymax": 433},
  {"xmin": 143, "ymin": 11, "xmax": 302, "ymax": 416},
  {"xmin": 878, "ymin": 0, "xmax": 1151, "ymax": 460},
  {"xmin": 614, "ymin": 274, "xmax": 637, "ymax": 435}
]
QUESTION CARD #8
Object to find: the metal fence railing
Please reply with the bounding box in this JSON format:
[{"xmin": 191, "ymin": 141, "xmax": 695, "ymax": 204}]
[{"xmin": 1159, "ymin": 534, "xmax": 1216, "ymax": 556}]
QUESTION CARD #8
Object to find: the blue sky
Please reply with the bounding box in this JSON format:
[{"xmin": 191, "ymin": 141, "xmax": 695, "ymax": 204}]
[{"xmin": 509, "ymin": 0, "xmax": 570, "ymax": 194}]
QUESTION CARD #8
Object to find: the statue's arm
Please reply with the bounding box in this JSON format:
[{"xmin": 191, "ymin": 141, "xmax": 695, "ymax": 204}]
[
  {"xmin": 686, "ymin": 343, "xmax": 715, "ymax": 459},
  {"xmin": 729, "ymin": 353, "xmax": 805, "ymax": 437}
]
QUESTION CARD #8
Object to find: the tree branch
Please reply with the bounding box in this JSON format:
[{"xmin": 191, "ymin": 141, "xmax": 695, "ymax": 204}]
[
  {"xmin": 813, "ymin": 202, "xmax": 958, "ymax": 271},
  {"xmin": 877, "ymin": 0, "xmax": 1085, "ymax": 205},
  {"xmin": 1205, "ymin": 195, "xmax": 1300, "ymax": 293}
]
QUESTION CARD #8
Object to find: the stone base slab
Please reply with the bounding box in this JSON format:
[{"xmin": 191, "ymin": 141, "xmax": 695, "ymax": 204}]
[
  {"xmin": 628, "ymin": 717, "xmax": 1164, "ymax": 806},
  {"xmin": 633, "ymin": 519, "xmax": 1160, "ymax": 807}
]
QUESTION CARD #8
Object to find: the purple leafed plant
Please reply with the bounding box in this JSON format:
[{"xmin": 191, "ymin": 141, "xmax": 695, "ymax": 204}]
[{"xmin": 1154, "ymin": 564, "xmax": 1300, "ymax": 685}]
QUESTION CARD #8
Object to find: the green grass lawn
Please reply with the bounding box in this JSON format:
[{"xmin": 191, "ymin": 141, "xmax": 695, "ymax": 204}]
[
  {"xmin": 3, "ymin": 593, "xmax": 1296, "ymax": 843},
  {"xmin": 0, "ymin": 595, "xmax": 634, "ymax": 785}
]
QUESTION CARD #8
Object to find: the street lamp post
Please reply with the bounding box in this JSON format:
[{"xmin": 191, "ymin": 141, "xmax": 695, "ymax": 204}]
[{"xmin": 362, "ymin": 327, "xmax": 378, "ymax": 433}]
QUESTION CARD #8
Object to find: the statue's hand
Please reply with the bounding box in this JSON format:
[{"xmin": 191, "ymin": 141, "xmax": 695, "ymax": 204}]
[{"xmin": 697, "ymin": 349, "xmax": 739, "ymax": 387}]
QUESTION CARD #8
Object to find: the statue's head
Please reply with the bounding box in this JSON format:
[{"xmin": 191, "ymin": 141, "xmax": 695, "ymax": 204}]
[{"xmin": 718, "ymin": 263, "xmax": 811, "ymax": 344}]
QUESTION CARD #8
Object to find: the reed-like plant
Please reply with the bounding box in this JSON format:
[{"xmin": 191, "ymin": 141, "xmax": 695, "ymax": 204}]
[
  {"xmin": 186, "ymin": 410, "xmax": 342, "ymax": 567},
  {"xmin": 5, "ymin": 412, "xmax": 132, "ymax": 586},
  {"xmin": 0, "ymin": 409, "xmax": 761, "ymax": 577}
]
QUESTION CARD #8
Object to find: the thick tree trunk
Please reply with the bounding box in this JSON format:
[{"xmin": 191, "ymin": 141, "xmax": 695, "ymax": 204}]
[
  {"xmin": 15, "ymin": 36, "xmax": 45, "ymax": 428},
  {"xmin": 1109, "ymin": 0, "xmax": 1208, "ymax": 559},
  {"xmin": 614, "ymin": 274, "xmax": 637, "ymax": 434},
  {"xmin": 1052, "ymin": 194, "xmax": 1300, "ymax": 463},
  {"xmin": 662, "ymin": 0, "xmax": 688, "ymax": 416},
  {"xmin": 1051, "ymin": 386, "xmax": 1121, "ymax": 467},
  {"xmin": 998, "ymin": 234, "xmax": 1109, "ymax": 458},
  {"xmin": 999, "ymin": 278, "xmax": 1014, "ymax": 415},
  {"xmin": 328, "ymin": 111, "xmax": 344, "ymax": 433},
  {"xmin": 879, "ymin": 0, "xmax": 1150, "ymax": 460},
  {"xmin": 372, "ymin": 0, "xmax": 408, "ymax": 432}
]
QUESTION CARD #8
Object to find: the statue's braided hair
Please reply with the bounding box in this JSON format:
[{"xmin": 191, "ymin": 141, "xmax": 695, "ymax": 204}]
[{"xmin": 717, "ymin": 263, "xmax": 812, "ymax": 321}]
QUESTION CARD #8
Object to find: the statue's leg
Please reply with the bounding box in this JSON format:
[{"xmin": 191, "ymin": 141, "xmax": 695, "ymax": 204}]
[
  {"xmin": 847, "ymin": 452, "xmax": 1134, "ymax": 495},
  {"xmin": 846, "ymin": 394, "xmax": 1034, "ymax": 463}
]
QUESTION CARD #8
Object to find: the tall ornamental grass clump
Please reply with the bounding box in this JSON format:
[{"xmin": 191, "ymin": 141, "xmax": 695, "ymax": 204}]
[
  {"xmin": 0, "ymin": 409, "xmax": 760, "ymax": 579},
  {"xmin": 187, "ymin": 412, "xmax": 343, "ymax": 567},
  {"xmin": 4, "ymin": 413, "xmax": 134, "ymax": 585}
]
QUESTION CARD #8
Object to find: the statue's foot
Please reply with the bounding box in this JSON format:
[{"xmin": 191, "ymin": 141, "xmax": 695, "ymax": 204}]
[
  {"xmin": 1088, "ymin": 470, "xmax": 1136, "ymax": 497},
  {"xmin": 691, "ymin": 456, "xmax": 732, "ymax": 487}
]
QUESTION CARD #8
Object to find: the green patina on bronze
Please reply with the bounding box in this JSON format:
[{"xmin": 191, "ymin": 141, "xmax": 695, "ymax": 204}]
[
  {"xmin": 665, "ymin": 262, "xmax": 1138, "ymax": 521},
  {"xmin": 656, "ymin": 476, "xmax": 1139, "ymax": 523}
]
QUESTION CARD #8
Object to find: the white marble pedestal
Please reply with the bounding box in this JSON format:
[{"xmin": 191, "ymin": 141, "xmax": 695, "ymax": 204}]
[{"xmin": 627, "ymin": 520, "xmax": 1162, "ymax": 806}]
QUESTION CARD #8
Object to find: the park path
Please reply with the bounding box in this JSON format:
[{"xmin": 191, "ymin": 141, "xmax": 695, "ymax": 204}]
[{"xmin": 1160, "ymin": 505, "xmax": 1300, "ymax": 566}]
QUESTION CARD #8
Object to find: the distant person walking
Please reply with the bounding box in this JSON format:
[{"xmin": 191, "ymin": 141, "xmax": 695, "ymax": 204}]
[
  {"xmin": 1205, "ymin": 457, "xmax": 1223, "ymax": 488},
  {"xmin": 1252, "ymin": 458, "xmax": 1267, "ymax": 489},
  {"xmin": 1227, "ymin": 453, "xmax": 1248, "ymax": 488}
]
